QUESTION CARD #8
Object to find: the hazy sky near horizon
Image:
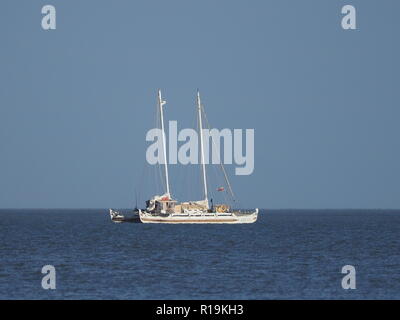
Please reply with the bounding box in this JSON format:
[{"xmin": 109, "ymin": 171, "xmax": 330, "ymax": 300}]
[{"xmin": 0, "ymin": 0, "xmax": 399, "ymax": 209}]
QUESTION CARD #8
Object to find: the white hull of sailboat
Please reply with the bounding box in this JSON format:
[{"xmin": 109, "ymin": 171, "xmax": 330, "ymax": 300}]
[{"xmin": 138, "ymin": 209, "xmax": 258, "ymax": 224}]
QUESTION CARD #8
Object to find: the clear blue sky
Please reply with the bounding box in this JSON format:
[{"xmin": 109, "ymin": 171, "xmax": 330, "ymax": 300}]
[{"xmin": 0, "ymin": 0, "xmax": 399, "ymax": 209}]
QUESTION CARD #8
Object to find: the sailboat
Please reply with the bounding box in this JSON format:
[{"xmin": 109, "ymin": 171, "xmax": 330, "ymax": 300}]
[{"xmin": 134, "ymin": 90, "xmax": 258, "ymax": 224}]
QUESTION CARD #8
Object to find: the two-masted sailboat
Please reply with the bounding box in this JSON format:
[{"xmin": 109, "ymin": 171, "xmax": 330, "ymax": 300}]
[{"xmin": 116, "ymin": 90, "xmax": 258, "ymax": 224}]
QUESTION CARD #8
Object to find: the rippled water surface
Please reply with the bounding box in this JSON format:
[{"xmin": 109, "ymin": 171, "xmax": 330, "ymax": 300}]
[{"xmin": 1, "ymin": 209, "xmax": 400, "ymax": 299}]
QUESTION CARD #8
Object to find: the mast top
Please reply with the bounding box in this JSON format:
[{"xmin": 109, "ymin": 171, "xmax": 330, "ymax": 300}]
[
  {"xmin": 196, "ymin": 90, "xmax": 201, "ymax": 109},
  {"xmin": 158, "ymin": 89, "xmax": 166, "ymax": 107}
]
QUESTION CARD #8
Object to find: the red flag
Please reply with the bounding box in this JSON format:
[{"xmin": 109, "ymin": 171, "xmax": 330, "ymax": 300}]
[{"xmin": 217, "ymin": 187, "xmax": 225, "ymax": 192}]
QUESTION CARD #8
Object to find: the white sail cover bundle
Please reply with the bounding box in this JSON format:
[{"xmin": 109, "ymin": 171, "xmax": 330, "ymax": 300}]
[{"xmin": 180, "ymin": 200, "xmax": 209, "ymax": 210}]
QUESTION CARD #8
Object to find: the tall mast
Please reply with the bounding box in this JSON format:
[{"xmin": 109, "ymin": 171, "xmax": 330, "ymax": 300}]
[
  {"xmin": 158, "ymin": 89, "xmax": 170, "ymax": 197},
  {"xmin": 197, "ymin": 90, "xmax": 209, "ymax": 208}
]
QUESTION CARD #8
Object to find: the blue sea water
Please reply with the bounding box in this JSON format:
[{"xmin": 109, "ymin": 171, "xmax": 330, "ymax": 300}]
[{"xmin": 0, "ymin": 209, "xmax": 399, "ymax": 299}]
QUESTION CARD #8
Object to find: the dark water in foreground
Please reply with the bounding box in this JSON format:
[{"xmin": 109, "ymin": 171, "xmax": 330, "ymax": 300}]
[{"xmin": 0, "ymin": 209, "xmax": 399, "ymax": 299}]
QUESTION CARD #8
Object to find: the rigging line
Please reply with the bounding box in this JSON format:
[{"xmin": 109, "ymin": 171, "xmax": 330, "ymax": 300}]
[
  {"xmin": 202, "ymin": 105, "xmax": 236, "ymax": 203},
  {"xmin": 175, "ymin": 163, "xmax": 184, "ymax": 201},
  {"xmin": 207, "ymin": 140, "xmax": 230, "ymax": 204},
  {"xmin": 211, "ymin": 163, "xmax": 227, "ymax": 205},
  {"xmin": 210, "ymin": 163, "xmax": 218, "ymax": 203},
  {"xmin": 182, "ymin": 110, "xmax": 199, "ymax": 202},
  {"xmin": 132, "ymin": 101, "xmax": 158, "ymax": 208},
  {"xmin": 143, "ymin": 162, "xmax": 151, "ymax": 204},
  {"xmin": 134, "ymin": 189, "xmax": 138, "ymax": 209},
  {"xmin": 210, "ymin": 161, "xmax": 231, "ymax": 206},
  {"xmin": 133, "ymin": 160, "xmax": 148, "ymax": 208}
]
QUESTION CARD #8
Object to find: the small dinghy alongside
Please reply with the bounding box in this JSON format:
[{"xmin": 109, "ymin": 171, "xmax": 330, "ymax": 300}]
[{"xmin": 109, "ymin": 209, "xmax": 139, "ymax": 223}]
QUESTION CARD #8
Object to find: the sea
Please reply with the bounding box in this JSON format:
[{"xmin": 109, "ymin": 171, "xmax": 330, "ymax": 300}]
[{"xmin": 0, "ymin": 209, "xmax": 399, "ymax": 300}]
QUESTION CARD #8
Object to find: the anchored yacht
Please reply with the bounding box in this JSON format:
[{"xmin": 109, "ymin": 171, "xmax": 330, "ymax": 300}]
[{"xmin": 111, "ymin": 90, "xmax": 258, "ymax": 224}]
